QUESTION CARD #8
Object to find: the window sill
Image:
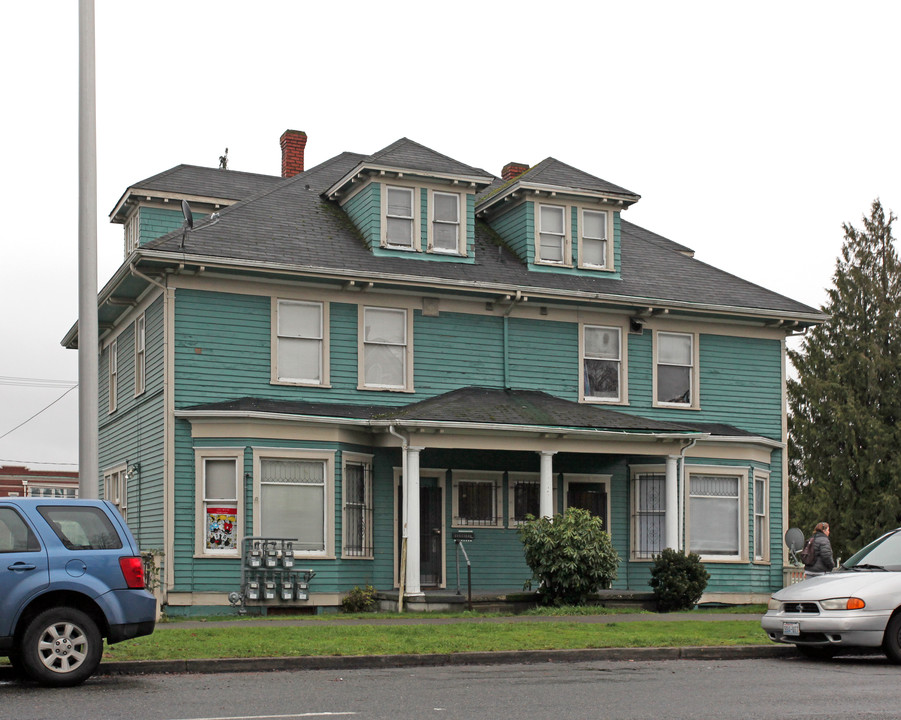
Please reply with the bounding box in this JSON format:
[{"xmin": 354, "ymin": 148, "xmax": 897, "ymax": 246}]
[
  {"xmin": 341, "ymin": 554, "xmax": 374, "ymax": 561},
  {"xmin": 653, "ymin": 402, "xmax": 701, "ymax": 411},
  {"xmin": 358, "ymin": 385, "xmax": 414, "ymax": 393},
  {"xmin": 534, "ymin": 260, "xmax": 572, "ymax": 268},
  {"xmin": 271, "ymin": 379, "xmax": 332, "ymax": 388},
  {"xmin": 582, "ymin": 397, "xmax": 629, "ymax": 406},
  {"xmin": 451, "ymin": 522, "xmax": 503, "ymax": 530},
  {"xmin": 381, "ymin": 243, "xmax": 420, "ymax": 252}
]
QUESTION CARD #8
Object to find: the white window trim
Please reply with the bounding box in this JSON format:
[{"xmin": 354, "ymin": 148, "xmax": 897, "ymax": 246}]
[
  {"xmin": 342, "ymin": 451, "xmax": 374, "ymax": 560},
  {"xmin": 562, "ymin": 473, "xmax": 612, "ymax": 531},
  {"xmin": 452, "ymin": 470, "xmax": 504, "ymax": 529},
  {"xmin": 630, "ymin": 464, "xmax": 666, "ymax": 561},
  {"xmin": 134, "ymin": 313, "xmax": 146, "ymax": 397},
  {"xmin": 684, "ymin": 464, "xmax": 748, "ymax": 563},
  {"xmin": 506, "ymin": 472, "xmax": 558, "ymax": 527},
  {"xmin": 271, "ymin": 298, "xmax": 330, "ymax": 387},
  {"xmin": 108, "ymin": 340, "xmax": 118, "ymax": 414},
  {"xmin": 536, "ymin": 203, "xmax": 571, "ymax": 266},
  {"xmin": 358, "ymin": 305, "xmax": 414, "ymax": 392},
  {"xmin": 103, "ymin": 463, "xmax": 127, "ymax": 519},
  {"xmin": 427, "ymin": 189, "xmax": 464, "ymax": 256},
  {"xmin": 194, "ymin": 447, "xmax": 245, "ymax": 558},
  {"xmin": 252, "ymin": 448, "xmax": 335, "ymax": 559},
  {"xmin": 754, "ymin": 471, "xmax": 770, "ymax": 563},
  {"xmin": 580, "ymin": 323, "xmax": 628, "ymax": 405},
  {"xmin": 382, "ymin": 184, "xmax": 420, "ymax": 251},
  {"xmin": 653, "ymin": 330, "xmax": 700, "ymax": 409},
  {"xmin": 125, "ymin": 213, "xmax": 139, "ymax": 255},
  {"xmin": 577, "ymin": 208, "xmax": 613, "ymax": 270}
]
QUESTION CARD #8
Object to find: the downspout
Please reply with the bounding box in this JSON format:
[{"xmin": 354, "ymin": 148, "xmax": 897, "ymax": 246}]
[
  {"xmin": 678, "ymin": 438, "xmax": 699, "ymax": 552},
  {"xmin": 387, "ymin": 425, "xmax": 408, "ymax": 611}
]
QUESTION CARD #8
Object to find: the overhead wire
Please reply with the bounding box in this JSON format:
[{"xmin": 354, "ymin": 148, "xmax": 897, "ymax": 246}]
[{"xmin": 0, "ymin": 384, "xmax": 78, "ymax": 442}]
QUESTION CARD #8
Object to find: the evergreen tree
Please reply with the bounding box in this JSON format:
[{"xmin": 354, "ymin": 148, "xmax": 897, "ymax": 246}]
[{"xmin": 789, "ymin": 200, "xmax": 901, "ymax": 560}]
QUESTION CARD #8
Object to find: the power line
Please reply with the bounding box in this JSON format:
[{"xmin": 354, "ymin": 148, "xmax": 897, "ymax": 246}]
[
  {"xmin": 0, "ymin": 376, "xmax": 78, "ymax": 389},
  {"xmin": 0, "ymin": 459, "xmax": 78, "ymax": 467},
  {"xmin": 0, "ymin": 385, "xmax": 78, "ymax": 442}
]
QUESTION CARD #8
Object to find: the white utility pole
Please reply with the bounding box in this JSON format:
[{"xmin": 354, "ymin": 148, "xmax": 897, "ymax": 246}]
[{"xmin": 78, "ymin": 0, "xmax": 99, "ymax": 497}]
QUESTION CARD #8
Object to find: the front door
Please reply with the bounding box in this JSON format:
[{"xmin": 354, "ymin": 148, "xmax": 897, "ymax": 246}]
[
  {"xmin": 419, "ymin": 480, "xmax": 442, "ymax": 587},
  {"xmin": 397, "ymin": 476, "xmax": 444, "ymax": 588},
  {"xmin": 567, "ymin": 481, "xmax": 608, "ymax": 531}
]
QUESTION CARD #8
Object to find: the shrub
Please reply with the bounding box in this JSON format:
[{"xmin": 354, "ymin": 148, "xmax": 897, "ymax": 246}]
[
  {"xmin": 341, "ymin": 585, "xmax": 379, "ymax": 613},
  {"xmin": 517, "ymin": 507, "xmax": 619, "ymax": 606},
  {"xmin": 648, "ymin": 548, "xmax": 710, "ymax": 612}
]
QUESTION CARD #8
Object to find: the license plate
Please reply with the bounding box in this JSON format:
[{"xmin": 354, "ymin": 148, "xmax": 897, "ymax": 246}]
[{"xmin": 783, "ymin": 621, "xmax": 800, "ymax": 637}]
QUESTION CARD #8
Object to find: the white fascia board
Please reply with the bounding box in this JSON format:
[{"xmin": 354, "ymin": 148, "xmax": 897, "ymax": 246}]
[
  {"xmin": 700, "ymin": 435, "xmax": 786, "ymax": 450},
  {"xmin": 134, "ymin": 249, "xmax": 827, "ymax": 326},
  {"xmin": 109, "ymin": 187, "xmax": 239, "ymax": 223},
  {"xmin": 477, "ymin": 182, "xmax": 640, "ymax": 214},
  {"xmin": 325, "ymin": 163, "xmax": 494, "ymax": 199}
]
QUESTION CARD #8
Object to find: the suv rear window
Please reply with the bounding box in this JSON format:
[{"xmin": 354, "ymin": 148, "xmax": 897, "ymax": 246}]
[
  {"xmin": 0, "ymin": 508, "xmax": 41, "ymax": 552},
  {"xmin": 38, "ymin": 506, "xmax": 123, "ymax": 550}
]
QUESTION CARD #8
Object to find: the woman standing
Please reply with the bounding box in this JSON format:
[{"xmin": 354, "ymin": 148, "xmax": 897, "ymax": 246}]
[{"xmin": 804, "ymin": 522, "xmax": 835, "ymax": 578}]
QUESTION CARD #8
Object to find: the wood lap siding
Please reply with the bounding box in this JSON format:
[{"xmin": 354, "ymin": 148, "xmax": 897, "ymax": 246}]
[
  {"xmin": 507, "ymin": 317, "xmax": 579, "ymax": 398},
  {"xmin": 342, "ymin": 184, "xmax": 380, "ymax": 249},
  {"xmin": 490, "ymin": 203, "xmax": 531, "ymax": 264}
]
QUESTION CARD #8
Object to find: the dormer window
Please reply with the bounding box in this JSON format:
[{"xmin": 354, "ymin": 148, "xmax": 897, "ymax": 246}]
[
  {"xmin": 385, "ymin": 186, "xmax": 415, "ymax": 248},
  {"xmin": 430, "ymin": 191, "xmax": 460, "ymax": 254},
  {"xmin": 580, "ymin": 210, "xmax": 608, "ymax": 268},
  {"xmin": 538, "ymin": 204, "xmax": 568, "ymax": 264}
]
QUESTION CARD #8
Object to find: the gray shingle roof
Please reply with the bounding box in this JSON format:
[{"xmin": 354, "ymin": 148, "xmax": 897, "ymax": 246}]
[
  {"xmin": 184, "ymin": 388, "xmax": 703, "ymax": 434},
  {"xmin": 362, "ymin": 138, "xmax": 493, "ymax": 180},
  {"xmin": 138, "ymin": 141, "xmax": 822, "ymax": 320},
  {"xmin": 124, "ymin": 164, "xmax": 284, "ymax": 202}
]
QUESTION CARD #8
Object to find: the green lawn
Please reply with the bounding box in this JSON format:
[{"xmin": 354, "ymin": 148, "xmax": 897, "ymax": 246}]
[{"xmin": 101, "ymin": 617, "xmax": 769, "ymax": 663}]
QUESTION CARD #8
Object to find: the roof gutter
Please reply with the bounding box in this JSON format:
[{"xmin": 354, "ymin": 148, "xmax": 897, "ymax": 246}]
[{"xmin": 134, "ymin": 250, "xmax": 827, "ymax": 326}]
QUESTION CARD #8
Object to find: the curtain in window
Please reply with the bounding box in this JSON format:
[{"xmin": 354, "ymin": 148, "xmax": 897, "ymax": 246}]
[
  {"xmin": 261, "ymin": 459, "xmax": 325, "ymax": 552},
  {"xmin": 277, "ymin": 301, "xmax": 322, "ymax": 382},
  {"xmin": 689, "ymin": 475, "xmax": 739, "ymax": 556},
  {"xmin": 584, "ymin": 326, "xmax": 620, "ymax": 399},
  {"xmin": 364, "ymin": 308, "xmax": 406, "ymax": 387}
]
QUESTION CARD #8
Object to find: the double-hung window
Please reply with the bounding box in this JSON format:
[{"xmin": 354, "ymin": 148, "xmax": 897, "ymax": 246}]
[
  {"xmin": 276, "ymin": 299, "xmax": 324, "ymax": 385},
  {"xmin": 581, "ymin": 210, "xmax": 608, "ymax": 268},
  {"xmin": 583, "ymin": 325, "xmax": 622, "ymax": 402},
  {"xmin": 199, "ymin": 456, "xmax": 240, "ymax": 555},
  {"xmin": 362, "ymin": 306, "xmax": 408, "ymax": 390},
  {"xmin": 342, "ymin": 454, "xmax": 373, "ymax": 558},
  {"xmin": 538, "ymin": 205, "xmax": 566, "ymax": 263},
  {"xmin": 108, "ymin": 341, "xmax": 118, "ymax": 413},
  {"xmin": 134, "ymin": 313, "xmax": 146, "ymax": 396},
  {"xmin": 633, "ymin": 471, "xmax": 665, "ymax": 559},
  {"xmin": 688, "ymin": 473, "xmax": 741, "ymax": 559},
  {"xmin": 103, "ymin": 466, "xmax": 127, "ymax": 520},
  {"xmin": 386, "ymin": 186, "xmax": 415, "ymax": 248},
  {"xmin": 453, "ymin": 471, "xmax": 502, "ymax": 528},
  {"xmin": 431, "ymin": 191, "xmax": 460, "ymax": 253},
  {"xmin": 656, "ymin": 331, "xmax": 694, "ymax": 406},
  {"xmin": 754, "ymin": 474, "xmax": 768, "ymax": 561}
]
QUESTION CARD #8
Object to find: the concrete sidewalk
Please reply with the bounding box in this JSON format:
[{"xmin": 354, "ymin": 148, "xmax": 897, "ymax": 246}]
[{"xmin": 1, "ymin": 612, "xmax": 793, "ymax": 681}]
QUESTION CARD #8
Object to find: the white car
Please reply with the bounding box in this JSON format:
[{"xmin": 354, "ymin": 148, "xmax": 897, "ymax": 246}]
[{"xmin": 761, "ymin": 528, "xmax": 901, "ymax": 660}]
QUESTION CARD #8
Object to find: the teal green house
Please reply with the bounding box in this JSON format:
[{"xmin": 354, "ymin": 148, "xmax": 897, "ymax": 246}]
[{"xmin": 64, "ymin": 130, "xmax": 824, "ymax": 614}]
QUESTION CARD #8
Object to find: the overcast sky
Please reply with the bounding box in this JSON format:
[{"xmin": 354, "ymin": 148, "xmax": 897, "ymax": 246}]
[{"xmin": 2, "ymin": 1, "xmax": 899, "ymax": 470}]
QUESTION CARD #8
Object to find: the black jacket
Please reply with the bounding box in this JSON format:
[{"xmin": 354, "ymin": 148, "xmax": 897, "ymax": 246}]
[{"xmin": 804, "ymin": 531, "xmax": 835, "ymax": 573}]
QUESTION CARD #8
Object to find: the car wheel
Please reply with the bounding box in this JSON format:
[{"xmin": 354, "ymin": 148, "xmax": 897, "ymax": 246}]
[
  {"xmin": 883, "ymin": 612, "xmax": 901, "ymax": 663},
  {"xmin": 795, "ymin": 644, "xmax": 834, "ymax": 660},
  {"xmin": 20, "ymin": 607, "xmax": 102, "ymax": 687}
]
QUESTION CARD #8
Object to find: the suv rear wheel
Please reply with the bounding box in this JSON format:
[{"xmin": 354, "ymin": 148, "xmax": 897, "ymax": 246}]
[{"xmin": 21, "ymin": 607, "xmax": 102, "ymax": 687}]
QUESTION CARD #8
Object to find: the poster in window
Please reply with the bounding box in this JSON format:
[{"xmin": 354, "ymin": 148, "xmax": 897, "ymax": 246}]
[{"xmin": 206, "ymin": 507, "xmax": 237, "ymax": 550}]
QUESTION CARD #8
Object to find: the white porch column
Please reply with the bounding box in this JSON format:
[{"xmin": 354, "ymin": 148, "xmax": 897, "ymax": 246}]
[
  {"xmin": 539, "ymin": 451, "xmax": 556, "ymax": 519},
  {"xmin": 404, "ymin": 446, "xmax": 424, "ymax": 597},
  {"xmin": 665, "ymin": 455, "xmax": 679, "ymax": 551}
]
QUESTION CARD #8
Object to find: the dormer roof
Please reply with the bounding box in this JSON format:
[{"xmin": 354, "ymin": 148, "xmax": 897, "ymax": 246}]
[
  {"xmin": 476, "ymin": 157, "xmax": 641, "ymax": 217},
  {"xmin": 325, "ymin": 138, "xmax": 495, "ymax": 201},
  {"xmin": 110, "ymin": 164, "xmax": 284, "ymax": 223}
]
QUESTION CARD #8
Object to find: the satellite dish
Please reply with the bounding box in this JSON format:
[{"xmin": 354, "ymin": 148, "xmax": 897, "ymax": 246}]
[
  {"xmin": 181, "ymin": 199, "xmax": 194, "ymax": 230},
  {"xmin": 180, "ymin": 200, "xmax": 193, "ymax": 249},
  {"xmin": 785, "ymin": 527, "xmax": 805, "ymax": 552}
]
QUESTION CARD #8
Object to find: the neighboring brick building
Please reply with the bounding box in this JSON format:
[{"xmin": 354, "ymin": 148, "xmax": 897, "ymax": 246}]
[{"xmin": 0, "ymin": 465, "xmax": 79, "ymax": 498}]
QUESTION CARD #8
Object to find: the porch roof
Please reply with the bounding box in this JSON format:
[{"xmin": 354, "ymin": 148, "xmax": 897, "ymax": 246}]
[{"xmin": 180, "ymin": 387, "xmax": 748, "ymax": 437}]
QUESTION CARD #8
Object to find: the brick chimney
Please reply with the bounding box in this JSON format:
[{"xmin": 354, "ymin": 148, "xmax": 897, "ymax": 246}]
[
  {"xmin": 280, "ymin": 130, "xmax": 308, "ymax": 178},
  {"xmin": 502, "ymin": 162, "xmax": 529, "ymax": 181}
]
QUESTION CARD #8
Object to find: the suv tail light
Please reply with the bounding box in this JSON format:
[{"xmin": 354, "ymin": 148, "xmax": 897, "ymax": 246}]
[{"xmin": 119, "ymin": 556, "xmax": 146, "ymax": 589}]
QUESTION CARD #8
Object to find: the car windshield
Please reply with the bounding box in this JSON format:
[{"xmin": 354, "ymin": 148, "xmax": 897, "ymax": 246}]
[{"xmin": 843, "ymin": 529, "xmax": 901, "ymax": 571}]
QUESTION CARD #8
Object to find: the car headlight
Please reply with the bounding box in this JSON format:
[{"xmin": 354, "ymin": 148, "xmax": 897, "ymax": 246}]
[
  {"xmin": 767, "ymin": 597, "xmax": 781, "ymax": 610},
  {"xmin": 820, "ymin": 597, "xmax": 866, "ymax": 610}
]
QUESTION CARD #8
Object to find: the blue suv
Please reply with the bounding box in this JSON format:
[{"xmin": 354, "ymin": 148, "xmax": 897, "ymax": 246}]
[{"xmin": 0, "ymin": 498, "xmax": 156, "ymax": 686}]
